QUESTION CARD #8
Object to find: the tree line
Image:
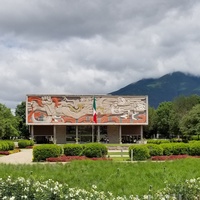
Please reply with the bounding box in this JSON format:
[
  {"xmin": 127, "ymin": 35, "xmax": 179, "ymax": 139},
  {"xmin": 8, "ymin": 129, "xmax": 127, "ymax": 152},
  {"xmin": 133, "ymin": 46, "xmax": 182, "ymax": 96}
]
[{"xmin": 1, "ymin": 95, "xmax": 200, "ymax": 140}]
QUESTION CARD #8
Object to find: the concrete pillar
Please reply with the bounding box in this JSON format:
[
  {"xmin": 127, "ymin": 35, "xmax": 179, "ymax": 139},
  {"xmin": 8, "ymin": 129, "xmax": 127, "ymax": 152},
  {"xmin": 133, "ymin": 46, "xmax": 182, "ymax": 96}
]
[
  {"xmin": 140, "ymin": 125, "xmax": 143, "ymax": 140},
  {"xmin": 53, "ymin": 125, "xmax": 56, "ymax": 144},
  {"xmin": 107, "ymin": 126, "xmax": 120, "ymax": 144},
  {"xmin": 119, "ymin": 125, "xmax": 122, "ymax": 144},
  {"xmin": 30, "ymin": 125, "xmax": 34, "ymax": 140},
  {"xmin": 97, "ymin": 126, "xmax": 100, "ymax": 142},
  {"xmin": 92, "ymin": 125, "xmax": 94, "ymax": 142},
  {"xmin": 76, "ymin": 126, "xmax": 79, "ymax": 144},
  {"xmin": 56, "ymin": 126, "xmax": 66, "ymax": 144}
]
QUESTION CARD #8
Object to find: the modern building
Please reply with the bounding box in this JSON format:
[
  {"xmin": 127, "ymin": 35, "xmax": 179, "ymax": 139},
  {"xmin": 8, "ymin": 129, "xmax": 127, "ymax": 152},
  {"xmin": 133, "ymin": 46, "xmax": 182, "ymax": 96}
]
[{"xmin": 26, "ymin": 95, "xmax": 148, "ymax": 144}]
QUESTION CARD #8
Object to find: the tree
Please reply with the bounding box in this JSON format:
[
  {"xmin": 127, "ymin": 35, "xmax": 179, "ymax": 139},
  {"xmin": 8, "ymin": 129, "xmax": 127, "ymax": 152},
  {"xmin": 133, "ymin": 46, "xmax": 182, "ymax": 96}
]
[
  {"xmin": 180, "ymin": 104, "xmax": 200, "ymax": 137},
  {"xmin": 0, "ymin": 103, "xmax": 19, "ymax": 139},
  {"xmin": 15, "ymin": 101, "xmax": 29, "ymax": 138},
  {"xmin": 154, "ymin": 102, "xmax": 173, "ymax": 138},
  {"xmin": 144, "ymin": 106, "xmax": 157, "ymax": 138}
]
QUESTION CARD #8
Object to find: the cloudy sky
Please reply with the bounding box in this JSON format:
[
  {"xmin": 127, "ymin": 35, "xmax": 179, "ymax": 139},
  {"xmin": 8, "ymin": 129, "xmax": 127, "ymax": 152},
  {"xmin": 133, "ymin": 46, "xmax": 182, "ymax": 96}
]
[{"xmin": 1, "ymin": 0, "xmax": 200, "ymax": 109}]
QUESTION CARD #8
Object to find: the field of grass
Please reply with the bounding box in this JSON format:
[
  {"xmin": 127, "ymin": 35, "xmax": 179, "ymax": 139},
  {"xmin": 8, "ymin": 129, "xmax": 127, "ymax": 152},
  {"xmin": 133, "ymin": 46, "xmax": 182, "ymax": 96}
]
[{"xmin": 0, "ymin": 158, "xmax": 200, "ymax": 196}]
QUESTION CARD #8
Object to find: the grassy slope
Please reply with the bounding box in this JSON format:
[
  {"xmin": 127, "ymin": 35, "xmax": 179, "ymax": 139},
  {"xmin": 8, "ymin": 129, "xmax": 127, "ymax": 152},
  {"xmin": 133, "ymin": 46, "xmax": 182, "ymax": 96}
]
[{"xmin": 0, "ymin": 158, "xmax": 200, "ymax": 196}]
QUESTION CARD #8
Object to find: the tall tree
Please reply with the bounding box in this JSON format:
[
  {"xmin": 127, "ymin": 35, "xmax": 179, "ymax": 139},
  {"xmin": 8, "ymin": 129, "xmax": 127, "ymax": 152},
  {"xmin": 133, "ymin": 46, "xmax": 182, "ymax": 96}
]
[
  {"xmin": 154, "ymin": 101, "xmax": 172, "ymax": 138},
  {"xmin": 15, "ymin": 102, "xmax": 29, "ymax": 138},
  {"xmin": 180, "ymin": 104, "xmax": 200, "ymax": 137},
  {"xmin": 144, "ymin": 106, "xmax": 157, "ymax": 138},
  {"xmin": 0, "ymin": 103, "xmax": 19, "ymax": 139}
]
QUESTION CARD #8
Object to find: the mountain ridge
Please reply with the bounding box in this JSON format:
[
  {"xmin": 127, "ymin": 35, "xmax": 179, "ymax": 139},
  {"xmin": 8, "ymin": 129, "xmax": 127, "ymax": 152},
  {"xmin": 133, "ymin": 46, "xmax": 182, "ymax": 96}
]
[{"xmin": 110, "ymin": 71, "xmax": 200, "ymax": 108}]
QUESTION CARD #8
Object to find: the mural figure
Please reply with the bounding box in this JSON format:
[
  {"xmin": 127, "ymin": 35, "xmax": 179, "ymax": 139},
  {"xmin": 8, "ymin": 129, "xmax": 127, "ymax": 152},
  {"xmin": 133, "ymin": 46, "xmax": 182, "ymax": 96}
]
[{"xmin": 27, "ymin": 95, "xmax": 147, "ymax": 124}]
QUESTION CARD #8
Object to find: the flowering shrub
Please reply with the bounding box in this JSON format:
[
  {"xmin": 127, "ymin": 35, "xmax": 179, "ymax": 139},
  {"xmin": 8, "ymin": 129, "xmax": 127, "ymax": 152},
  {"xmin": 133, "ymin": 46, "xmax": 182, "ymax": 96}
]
[
  {"xmin": 0, "ymin": 176, "xmax": 200, "ymax": 199},
  {"xmin": 0, "ymin": 151, "xmax": 9, "ymax": 155},
  {"xmin": 46, "ymin": 155, "xmax": 112, "ymax": 162}
]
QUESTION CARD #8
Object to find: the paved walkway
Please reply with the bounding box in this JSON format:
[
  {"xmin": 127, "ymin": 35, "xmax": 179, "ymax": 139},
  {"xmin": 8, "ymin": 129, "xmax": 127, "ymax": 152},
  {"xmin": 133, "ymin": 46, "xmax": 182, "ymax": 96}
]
[{"xmin": 0, "ymin": 149, "xmax": 33, "ymax": 164}]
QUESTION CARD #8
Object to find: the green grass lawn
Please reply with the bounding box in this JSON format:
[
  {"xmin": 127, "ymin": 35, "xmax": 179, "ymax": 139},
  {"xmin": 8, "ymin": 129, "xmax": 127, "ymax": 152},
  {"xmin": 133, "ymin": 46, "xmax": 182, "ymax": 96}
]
[{"xmin": 0, "ymin": 158, "xmax": 200, "ymax": 196}]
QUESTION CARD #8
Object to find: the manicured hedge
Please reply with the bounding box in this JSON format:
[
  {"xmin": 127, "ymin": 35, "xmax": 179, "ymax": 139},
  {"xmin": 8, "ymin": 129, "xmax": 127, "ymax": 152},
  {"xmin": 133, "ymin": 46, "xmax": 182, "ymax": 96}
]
[
  {"xmin": 189, "ymin": 142, "xmax": 200, "ymax": 156},
  {"xmin": 172, "ymin": 143, "xmax": 190, "ymax": 155},
  {"xmin": 147, "ymin": 139, "xmax": 170, "ymax": 144},
  {"xmin": 82, "ymin": 143, "xmax": 107, "ymax": 158},
  {"xmin": 160, "ymin": 143, "xmax": 174, "ymax": 156},
  {"xmin": 129, "ymin": 145, "xmax": 150, "ymax": 160},
  {"xmin": 0, "ymin": 140, "xmax": 15, "ymax": 151},
  {"xmin": 147, "ymin": 144, "xmax": 163, "ymax": 156},
  {"xmin": 63, "ymin": 144, "xmax": 84, "ymax": 156},
  {"xmin": 18, "ymin": 140, "xmax": 34, "ymax": 148},
  {"xmin": 33, "ymin": 144, "xmax": 62, "ymax": 162}
]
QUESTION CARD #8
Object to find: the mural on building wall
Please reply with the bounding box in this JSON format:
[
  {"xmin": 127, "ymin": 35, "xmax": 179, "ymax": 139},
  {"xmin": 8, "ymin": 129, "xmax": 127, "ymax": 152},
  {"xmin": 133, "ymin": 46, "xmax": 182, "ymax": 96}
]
[{"xmin": 26, "ymin": 95, "xmax": 148, "ymax": 125}]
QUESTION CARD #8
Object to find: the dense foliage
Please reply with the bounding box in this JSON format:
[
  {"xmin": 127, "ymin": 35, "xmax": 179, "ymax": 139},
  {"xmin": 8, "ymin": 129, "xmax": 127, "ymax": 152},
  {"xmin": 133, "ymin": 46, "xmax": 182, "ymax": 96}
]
[
  {"xmin": 33, "ymin": 144, "xmax": 62, "ymax": 162},
  {"xmin": 0, "ymin": 103, "xmax": 19, "ymax": 139}
]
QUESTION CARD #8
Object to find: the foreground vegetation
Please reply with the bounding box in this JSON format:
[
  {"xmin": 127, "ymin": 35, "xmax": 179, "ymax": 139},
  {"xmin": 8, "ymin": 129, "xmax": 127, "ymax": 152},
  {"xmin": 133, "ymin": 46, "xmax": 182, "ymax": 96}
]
[{"xmin": 0, "ymin": 158, "xmax": 200, "ymax": 197}]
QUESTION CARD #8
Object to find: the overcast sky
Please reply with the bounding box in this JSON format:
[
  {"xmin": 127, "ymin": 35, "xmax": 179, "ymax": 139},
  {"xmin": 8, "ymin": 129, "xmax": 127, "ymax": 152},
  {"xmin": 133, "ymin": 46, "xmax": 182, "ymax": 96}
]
[{"xmin": 1, "ymin": 0, "xmax": 200, "ymax": 109}]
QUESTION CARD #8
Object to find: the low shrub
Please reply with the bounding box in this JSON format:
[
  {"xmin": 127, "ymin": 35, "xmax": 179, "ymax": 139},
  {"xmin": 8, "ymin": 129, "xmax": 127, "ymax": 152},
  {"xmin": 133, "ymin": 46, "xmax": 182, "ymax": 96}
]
[
  {"xmin": 18, "ymin": 140, "xmax": 34, "ymax": 148},
  {"xmin": 4, "ymin": 140, "xmax": 15, "ymax": 150},
  {"xmin": 0, "ymin": 141, "xmax": 9, "ymax": 151},
  {"xmin": 191, "ymin": 135, "xmax": 200, "ymax": 140},
  {"xmin": 63, "ymin": 144, "xmax": 83, "ymax": 156},
  {"xmin": 147, "ymin": 139, "xmax": 170, "ymax": 144},
  {"xmin": 172, "ymin": 143, "xmax": 190, "ymax": 155},
  {"xmin": 160, "ymin": 143, "xmax": 174, "ymax": 156},
  {"xmin": 82, "ymin": 143, "xmax": 107, "ymax": 158},
  {"xmin": 33, "ymin": 144, "xmax": 62, "ymax": 162},
  {"xmin": 129, "ymin": 145, "xmax": 150, "ymax": 160},
  {"xmin": 189, "ymin": 142, "xmax": 200, "ymax": 156},
  {"xmin": 147, "ymin": 144, "xmax": 163, "ymax": 156}
]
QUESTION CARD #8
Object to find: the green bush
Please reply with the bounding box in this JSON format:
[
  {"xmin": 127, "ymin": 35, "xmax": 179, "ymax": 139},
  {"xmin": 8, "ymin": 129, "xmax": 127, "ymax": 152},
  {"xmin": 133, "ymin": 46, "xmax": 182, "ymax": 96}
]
[
  {"xmin": 129, "ymin": 145, "xmax": 150, "ymax": 160},
  {"xmin": 0, "ymin": 141, "xmax": 14, "ymax": 150},
  {"xmin": 33, "ymin": 144, "xmax": 62, "ymax": 162},
  {"xmin": 82, "ymin": 143, "xmax": 107, "ymax": 158},
  {"xmin": 146, "ymin": 144, "xmax": 163, "ymax": 156},
  {"xmin": 4, "ymin": 140, "xmax": 15, "ymax": 150},
  {"xmin": 172, "ymin": 143, "xmax": 189, "ymax": 155},
  {"xmin": 147, "ymin": 139, "xmax": 170, "ymax": 144},
  {"xmin": 191, "ymin": 135, "xmax": 200, "ymax": 141},
  {"xmin": 170, "ymin": 138, "xmax": 182, "ymax": 143},
  {"xmin": 63, "ymin": 144, "xmax": 83, "ymax": 156},
  {"xmin": 160, "ymin": 143, "xmax": 174, "ymax": 156},
  {"xmin": 18, "ymin": 140, "xmax": 34, "ymax": 148},
  {"xmin": 189, "ymin": 142, "xmax": 200, "ymax": 156},
  {"xmin": 0, "ymin": 141, "xmax": 9, "ymax": 151}
]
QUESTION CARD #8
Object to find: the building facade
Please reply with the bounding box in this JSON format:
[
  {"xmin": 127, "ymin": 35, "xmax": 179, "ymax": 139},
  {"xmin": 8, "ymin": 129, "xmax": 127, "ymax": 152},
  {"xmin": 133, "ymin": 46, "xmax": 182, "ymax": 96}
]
[{"xmin": 26, "ymin": 95, "xmax": 148, "ymax": 144}]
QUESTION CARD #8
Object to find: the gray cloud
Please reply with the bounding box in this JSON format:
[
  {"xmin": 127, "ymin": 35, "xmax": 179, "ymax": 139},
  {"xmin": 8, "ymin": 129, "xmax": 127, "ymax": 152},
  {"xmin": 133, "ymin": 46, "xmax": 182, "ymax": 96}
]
[{"xmin": 0, "ymin": 0, "xmax": 200, "ymax": 109}]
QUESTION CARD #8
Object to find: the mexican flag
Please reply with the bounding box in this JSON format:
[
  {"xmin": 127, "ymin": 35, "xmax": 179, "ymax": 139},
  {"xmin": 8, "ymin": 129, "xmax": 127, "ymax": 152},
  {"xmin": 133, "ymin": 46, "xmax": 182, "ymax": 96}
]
[{"xmin": 93, "ymin": 97, "xmax": 97, "ymax": 123}]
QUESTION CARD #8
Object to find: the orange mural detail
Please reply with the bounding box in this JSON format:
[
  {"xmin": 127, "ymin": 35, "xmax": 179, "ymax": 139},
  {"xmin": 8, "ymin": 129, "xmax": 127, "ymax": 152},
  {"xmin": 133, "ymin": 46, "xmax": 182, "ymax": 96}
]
[{"xmin": 26, "ymin": 95, "xmax": 148, "ymax": 125}]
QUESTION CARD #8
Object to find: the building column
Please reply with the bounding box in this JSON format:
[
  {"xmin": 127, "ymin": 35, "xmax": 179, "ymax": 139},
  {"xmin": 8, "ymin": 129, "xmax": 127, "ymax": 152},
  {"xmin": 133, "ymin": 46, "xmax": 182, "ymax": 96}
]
[
  {"xmin": 97, "ymin": 126, "xmax": 100, "ymax": 143},
  {"xmin": 76, "ymin": 126, "xmax": 79, "ymax": 144},
  {"xmin": 119, "ymin": 125, "xmax": 122, "ymax": 144},
  {"xmin": 92, "ymin": 125, "xmax": 94, "ymax": 142},
  {"xmin": 30, "ymin": 125, "xmax": 34, "ymax": 140},
  {"xmin": 53, "ymin": 125, "xmax": 57, "ymax": 144},
  {"xmin": 140, "ymin": 125, "xmax": 143, "ymax": 140}
]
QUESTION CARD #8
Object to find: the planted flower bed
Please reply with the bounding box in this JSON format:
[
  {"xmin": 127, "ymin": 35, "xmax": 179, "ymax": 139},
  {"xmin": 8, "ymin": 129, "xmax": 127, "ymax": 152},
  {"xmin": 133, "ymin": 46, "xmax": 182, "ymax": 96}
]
[{"xmin": 46, "ymin": 155, "xmax": 111, "ymax": 162}]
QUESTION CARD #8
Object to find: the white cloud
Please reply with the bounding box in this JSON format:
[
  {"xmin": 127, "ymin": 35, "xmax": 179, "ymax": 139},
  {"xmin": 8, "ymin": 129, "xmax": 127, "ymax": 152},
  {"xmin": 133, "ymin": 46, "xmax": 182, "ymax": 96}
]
[{"xmin": 0, "ymin": 0, "xmax": 200, "ymax": 109}]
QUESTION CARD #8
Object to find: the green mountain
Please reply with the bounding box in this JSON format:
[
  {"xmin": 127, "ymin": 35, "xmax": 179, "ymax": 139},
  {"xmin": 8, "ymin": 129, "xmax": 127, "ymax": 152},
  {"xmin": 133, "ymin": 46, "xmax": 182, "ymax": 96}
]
[{"xmin": 110, "ymin": 71, "xmax": 200, "ymax": 108}]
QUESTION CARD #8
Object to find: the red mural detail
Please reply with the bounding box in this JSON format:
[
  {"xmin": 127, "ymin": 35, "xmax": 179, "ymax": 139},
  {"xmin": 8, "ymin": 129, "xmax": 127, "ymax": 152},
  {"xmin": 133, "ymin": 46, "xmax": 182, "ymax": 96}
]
[
  {"xmin": 28, "ymin": 110, "xmax": 34, "ymax": 123},
  {"xmin": 52, "ymin": 97, "xmax": 61, "ymax": 107},
  {"xmin": 78, "ymin": 115, "xmax": 93, "ymax": 123},
  {"xmin": 122, "ymin": 118, "xmax": 131, "ymax": 123},
  {"xmin": 62, "ymin": 116, "xmax": 76, "ymax": 123},
  {"xmin": 133, "ymin": 114, "xmax": 146, "ymax": 123},
  {"xmin": 100, "ymin": 115, "xmax": 109, "ymax": 123},
  {"xmin": 28, "ymin": 97, "xmax": 43, "ymax": 107}
]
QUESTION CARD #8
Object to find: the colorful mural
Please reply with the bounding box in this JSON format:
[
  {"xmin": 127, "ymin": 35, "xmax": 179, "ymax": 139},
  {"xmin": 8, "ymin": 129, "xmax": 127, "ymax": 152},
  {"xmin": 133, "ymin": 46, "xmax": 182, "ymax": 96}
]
[{"xmin": 26, "ymin": 95, "xmax": 148, "ymax": 125}]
